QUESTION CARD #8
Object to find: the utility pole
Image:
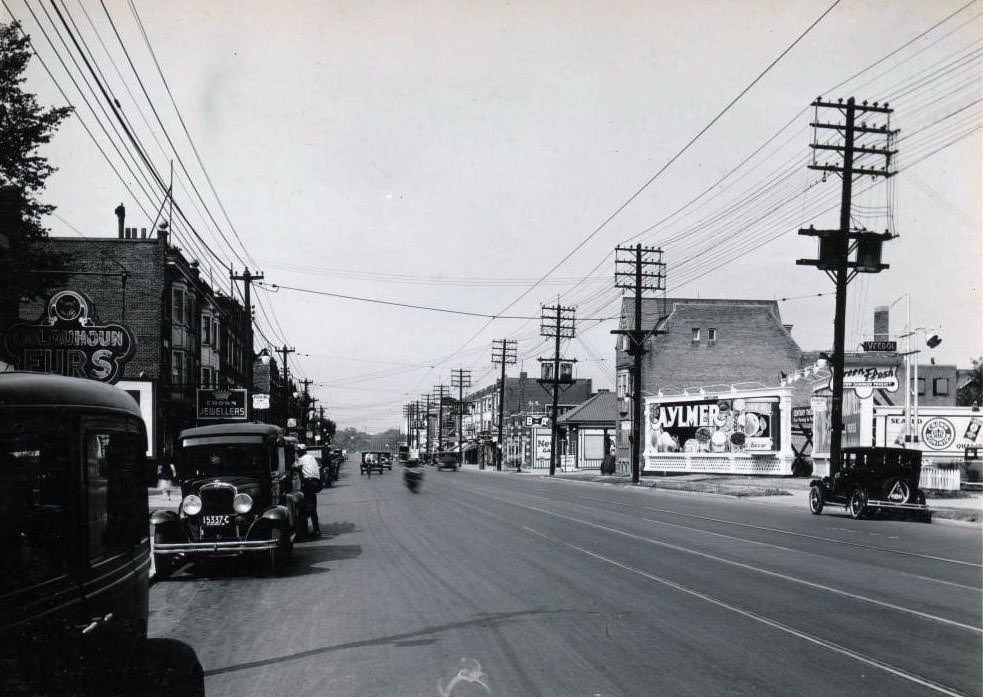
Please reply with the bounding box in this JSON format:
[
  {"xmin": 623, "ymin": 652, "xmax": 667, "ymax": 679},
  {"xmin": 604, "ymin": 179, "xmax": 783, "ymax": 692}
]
[
  {"xmin": 433, "ymin": 384, "xmax": 451, "ymax": 453},
  {"xmin": 797, "ymin": 96, "xmax": 896, "ymax": 475},
  {"xmin": 421, "ymin": 394, "xmax": 433, "ymax": 456},
  {"xmin": 451, "ymin": 368, "xmax": 472, "ymax": 461},
  {"xmin": 276, "ymin": 345, "xmax": 295, "ymax": 428},
  {"xmin": 539, "ymin": 304, "xmax": 576, "ymax": 476},
  {"xmin": 231, "ymin": 267, "xmax": 264, "ymax": 409},
  {"xmin": 299, "ymin": 378, "xmax": 314, "ymax": 438},
  {"xmin": 612, "ymin": 245, "xmax": 666, "ymax": 484},
  {"xmin": 491, "ymin": 339, "xmax": 518, "ymax": 471}
]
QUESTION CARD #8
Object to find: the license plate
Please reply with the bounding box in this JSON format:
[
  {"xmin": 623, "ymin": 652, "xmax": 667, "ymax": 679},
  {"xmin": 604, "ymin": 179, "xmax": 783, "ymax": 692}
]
[{"xmin": 203, "ymin": 515, "xmax": 230, "ymax": 527}]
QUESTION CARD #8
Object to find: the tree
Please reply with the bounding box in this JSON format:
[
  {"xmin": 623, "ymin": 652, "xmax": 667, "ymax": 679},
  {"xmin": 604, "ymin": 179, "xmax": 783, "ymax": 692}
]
[
  {"xmin": 957, "ymin": 356, "xmax": 983, "ymax": 407},
  {"xmin": 0, "ymin": 21, "xmax": 73, "ymax": 330}
]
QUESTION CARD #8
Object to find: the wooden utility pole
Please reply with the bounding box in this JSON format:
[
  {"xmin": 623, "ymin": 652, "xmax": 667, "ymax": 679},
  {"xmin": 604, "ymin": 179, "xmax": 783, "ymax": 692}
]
[
  {"xmin": 276, "ymin": 345, "xmax": 295, "ymax": 428},
  {"xmin": 797, "ymin": 97, "xmax": 896, "ymax": 474},
  {"xmin": 231, "ymin": 267, "xmax": 264, "ymax": 411},
  {"xmin": 451, "ymin": 368, "xmax": 472, "ymax": 460},
  {"xmin": 539, "ymin": 304, "xmax": 576, "ymax": 476},
  {"xmin": 491, "ymin": 339, "xmax": 517, "ymax": 471},
  {"xmin": 433, "ymin": 384, "xmax": 451, "ymax": 452},
  {"xmin": 612, "ymin": 245, "xmax": 665, "ymax": 484}
]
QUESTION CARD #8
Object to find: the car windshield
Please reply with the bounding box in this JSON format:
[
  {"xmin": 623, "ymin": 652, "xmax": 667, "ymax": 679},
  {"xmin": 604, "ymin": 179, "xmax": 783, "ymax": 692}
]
[{"xmin": 181, "ymin": 443, "xmax": 270, "ymax": 478}]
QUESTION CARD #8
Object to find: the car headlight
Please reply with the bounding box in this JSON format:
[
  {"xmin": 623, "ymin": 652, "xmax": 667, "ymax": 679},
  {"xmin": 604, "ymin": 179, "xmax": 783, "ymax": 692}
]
[
  {"xmin": 233, "ymin": 493, "xmax": 253, "ymax": 514},
  {"xmin": 181, "ymin": 494, "xmax": 202, "ymax": 516}
]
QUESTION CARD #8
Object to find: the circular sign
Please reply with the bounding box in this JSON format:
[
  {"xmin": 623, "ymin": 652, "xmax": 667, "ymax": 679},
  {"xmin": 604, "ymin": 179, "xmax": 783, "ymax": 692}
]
[{"xmin": 922, "ymin": 417, "xmax": 956, "ymax": 450}]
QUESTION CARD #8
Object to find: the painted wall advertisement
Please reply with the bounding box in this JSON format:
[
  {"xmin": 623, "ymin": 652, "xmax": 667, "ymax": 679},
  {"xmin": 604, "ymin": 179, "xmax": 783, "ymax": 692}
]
[
  {"xmin": 646, "ymin": 395, "xmax": 782, "ymax": 454},
  {"xmin": 876, "ymin": 409, "xmax": 983, "ymax": 457}
]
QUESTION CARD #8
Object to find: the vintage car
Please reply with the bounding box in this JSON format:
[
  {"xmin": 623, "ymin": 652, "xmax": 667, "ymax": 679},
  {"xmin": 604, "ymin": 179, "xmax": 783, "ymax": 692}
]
[
  {"xmin": 435, "ymin": 450, "xmax": 460, "ymax": 471},
  {"xmin": 151, "ymin": 423, "xmax": 305, "ymax": 576},
  {"xmin": 319, "ymin": 446, "xmax": 344, "ymax": 486},
  {"xmin": 0, "ymin": 373, "xmax": 204, "ymax": 696},
  {"xmin": 808, "ymin": 446, "xmax": 928, "ymax": 519},
  {"xmin": 360, "ymin": 450, "xmax": 389, "ymax": 475}
]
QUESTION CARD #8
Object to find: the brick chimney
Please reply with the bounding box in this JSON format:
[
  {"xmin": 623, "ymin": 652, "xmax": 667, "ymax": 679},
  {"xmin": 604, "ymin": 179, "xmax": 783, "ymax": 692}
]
[
  {"xmin": 873, "ymin": 306, "xmax": 889, "ymax": 342},
  {"xmin": 115, "ymin": 203, "xmax": 125, "ymax": 238}
]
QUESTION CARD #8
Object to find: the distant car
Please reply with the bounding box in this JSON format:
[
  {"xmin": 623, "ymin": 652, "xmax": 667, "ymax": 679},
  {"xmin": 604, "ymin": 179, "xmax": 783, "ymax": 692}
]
[
  {"xmin": 809, "ymin": 446, "xmax": 927, "ymax": 519},
  {"xmin": 436, "ymin": 451, "xmax": 460, "ymax": 471},
  {"xmin": 151, "ymin": 423, "xmax": 304, "ymax": 576},
  {"xmin": 360, "ymin": 451, "xmax": 388, "ymax": 475},
  {"xmin": 0, "ymin": 373, "xmax": 204, "ymax": 696}
]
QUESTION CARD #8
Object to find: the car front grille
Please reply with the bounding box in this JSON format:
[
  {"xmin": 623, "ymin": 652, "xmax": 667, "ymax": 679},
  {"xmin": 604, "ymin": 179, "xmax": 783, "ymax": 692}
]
[{"xmin": 200, "ymin": 483, "xmax": 235, "ymax": 515}]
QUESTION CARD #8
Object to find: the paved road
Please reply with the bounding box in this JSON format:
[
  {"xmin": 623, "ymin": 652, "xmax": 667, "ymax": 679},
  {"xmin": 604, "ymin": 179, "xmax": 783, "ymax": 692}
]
[{"xmin": 150, "ymin": 465, "xmax": 982, "ymax": 697}]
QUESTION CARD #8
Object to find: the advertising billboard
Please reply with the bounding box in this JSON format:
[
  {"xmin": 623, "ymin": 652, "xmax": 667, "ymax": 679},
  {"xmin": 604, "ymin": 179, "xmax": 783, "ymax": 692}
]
[
  {"xmin": 646, "ymin": 394, "xmax": 783, "ymax": 454},
  {"xmin": 197, "ymin": 388, "xmax": 248, "ymax": 421},
  {"xmin": 875, "ymin": 407, "xmax": 983, "ymax": 458}
]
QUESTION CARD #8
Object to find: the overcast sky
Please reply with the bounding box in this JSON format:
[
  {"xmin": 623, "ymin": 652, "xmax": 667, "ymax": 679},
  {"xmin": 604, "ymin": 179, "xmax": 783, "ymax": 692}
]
[{"xmin": 6, "ymin": 0, "xmax": 981, "ymax": 430}]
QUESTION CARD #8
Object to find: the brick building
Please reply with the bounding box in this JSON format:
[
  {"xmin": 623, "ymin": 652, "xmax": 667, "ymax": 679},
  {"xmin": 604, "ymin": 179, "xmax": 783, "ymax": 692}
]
[
  {"xmin": 0, "ymin": 210, "xmax": 251, "ymax": 468},
  {"xmin": 615, "ymin": 297, "xmax": 804, "ymax": 473}
]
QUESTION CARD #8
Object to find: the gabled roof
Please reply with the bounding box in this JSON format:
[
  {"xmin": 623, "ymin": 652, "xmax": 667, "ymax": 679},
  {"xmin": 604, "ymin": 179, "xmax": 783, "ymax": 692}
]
[{"xmin": 557, "ymin": 390, "xmax": 618, "ymax": 426}]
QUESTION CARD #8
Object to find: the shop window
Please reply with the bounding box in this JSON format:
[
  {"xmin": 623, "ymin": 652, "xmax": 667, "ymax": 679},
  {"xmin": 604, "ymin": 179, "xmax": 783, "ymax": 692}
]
[
  {"xmin": 917, "ymin": 378, "xmax": 926, "ymax": 396},
  {"xmin": 691, "ymin": 328, "xmax": 700, "ymax": 342},
  {"xmin": 933, "ymin": 377, "xmax": 949, "ymax": 396}
]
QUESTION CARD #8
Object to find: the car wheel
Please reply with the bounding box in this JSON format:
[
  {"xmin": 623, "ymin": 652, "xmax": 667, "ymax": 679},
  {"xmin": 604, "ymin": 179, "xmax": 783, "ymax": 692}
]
[
  {"xmin": 143, "ymin": 638, "xmax": 205, "ymax": 697},
  {"xmin": 808, "ymin": 486, "xmax": 824, "ymax": 515},
  {"xmin": 848, "ymin": 488, "xmax": 867, "ymax": 520},
  {"xmin": 153, "ymin": 531, "xmax": 175, "ymax": 580}
]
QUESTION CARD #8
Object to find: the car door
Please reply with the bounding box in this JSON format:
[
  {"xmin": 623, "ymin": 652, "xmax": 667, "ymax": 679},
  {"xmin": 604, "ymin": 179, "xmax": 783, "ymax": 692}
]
[
  {"xmin": 0, "ymin": 413, "xmax": 87, "ymax": 695},
  {"xmin": 78, "ymin": 416, "xmax": 149, "ymax": 693}
]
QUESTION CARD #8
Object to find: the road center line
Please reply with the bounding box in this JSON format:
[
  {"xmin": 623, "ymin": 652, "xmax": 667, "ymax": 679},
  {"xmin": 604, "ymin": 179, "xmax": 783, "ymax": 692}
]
[
  {"xmin": 522, "ymin": 526, "xmax": 973, "ymax": 697},
  {"xmin": 458, "ymin": 486, "xmax": 981, "ymax": 634}
]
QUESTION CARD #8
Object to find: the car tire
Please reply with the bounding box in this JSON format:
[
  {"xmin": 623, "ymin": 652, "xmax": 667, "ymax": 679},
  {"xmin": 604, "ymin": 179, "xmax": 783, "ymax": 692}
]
[
  {"xmin": 152, "ymin": 531, "xmax": 175, "ymax": 580},
  {"xmin": 808, "ymin": 486, "xmax": 824, "ymax": 515},
  {"xmin": 848, "ymin": 488, "xmax": 867, "ymax": 520},
  {"xmin": 143, "ymin": 638, "xmax": 205, "ymax": 697}
]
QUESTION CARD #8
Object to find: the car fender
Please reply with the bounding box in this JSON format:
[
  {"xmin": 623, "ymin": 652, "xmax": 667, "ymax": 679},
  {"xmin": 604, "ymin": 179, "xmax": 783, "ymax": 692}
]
[{"xmin": 150, "ymin": 509, "xmax": 179, "ymax": 527}]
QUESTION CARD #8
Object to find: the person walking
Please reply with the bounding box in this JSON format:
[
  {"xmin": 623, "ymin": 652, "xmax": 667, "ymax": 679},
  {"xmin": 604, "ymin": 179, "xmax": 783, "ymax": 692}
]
[
  {"xmin": 157, "ymin": 452, "xmax": 176, "ymax": 500},
  {"xmin": 295, "ymin": 444, "xmax": 322, "ymax": 537}
]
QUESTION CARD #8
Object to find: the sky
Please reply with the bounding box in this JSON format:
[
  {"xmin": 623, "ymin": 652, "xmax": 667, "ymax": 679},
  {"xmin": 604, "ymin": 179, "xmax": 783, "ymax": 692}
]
[{"xmin": 4, "ymin": 0, "xmax": 981, "ymax": 431}]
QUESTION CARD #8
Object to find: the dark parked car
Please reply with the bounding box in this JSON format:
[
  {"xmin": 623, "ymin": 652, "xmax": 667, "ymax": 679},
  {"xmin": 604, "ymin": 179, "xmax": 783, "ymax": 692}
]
[
  {"xmin": 0, "ymin": 373, "xmax": 204, "ymax": 696},
  {"xmin": 809, "ymin": 446, "xmax": 927, "ymax": 519},
  {"xmin": 151, "ymin": 423, "xmax": 305, "ymax": 576}
]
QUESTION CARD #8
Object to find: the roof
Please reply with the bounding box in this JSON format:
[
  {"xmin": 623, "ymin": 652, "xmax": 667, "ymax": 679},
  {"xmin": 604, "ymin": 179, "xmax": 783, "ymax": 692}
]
[
  {"xmin": 0, "ymin": 372, "xmax": 142, "ymax": 418},
  {"xmin": 618, "ymin": 297, "xmax": 784, "ymax": 331},
  {"xmin": 557, "ymin": 390, "xmax": 618, "ymax": 426},
  {"xmin": 179, "ymin": 422, "xmax": 282, "ymax": 439}
]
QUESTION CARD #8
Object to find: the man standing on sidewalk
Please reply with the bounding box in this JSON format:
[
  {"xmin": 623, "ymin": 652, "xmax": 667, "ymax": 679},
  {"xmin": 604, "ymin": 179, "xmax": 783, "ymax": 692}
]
[{"xmin": 295, "ymin": 444, "xmax": 322, "ymax": 537}]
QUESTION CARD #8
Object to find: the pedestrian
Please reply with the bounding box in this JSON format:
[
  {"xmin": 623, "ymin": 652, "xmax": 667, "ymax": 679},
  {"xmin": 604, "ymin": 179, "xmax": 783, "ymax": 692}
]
[
  {"xmin": 295, "ymin": 444, "xmax": 322, "ymax": 537},
  {"xmin": 157, "ymin": 452, "xmax": 176, "ymax": 500}
]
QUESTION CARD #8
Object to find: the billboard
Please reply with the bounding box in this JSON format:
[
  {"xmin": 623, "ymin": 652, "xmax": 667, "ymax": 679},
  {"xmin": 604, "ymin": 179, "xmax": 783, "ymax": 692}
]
[
  {"xmin": 646, "ymin": 394, "xmax": 782, "ymax": 454},
  {"xmin": 875, "ymin": 407, "xmax": 983, "ymax": 457},
  {"xmin": 197, "ymin": 388, "xmax": 248, "ymax": 421}
]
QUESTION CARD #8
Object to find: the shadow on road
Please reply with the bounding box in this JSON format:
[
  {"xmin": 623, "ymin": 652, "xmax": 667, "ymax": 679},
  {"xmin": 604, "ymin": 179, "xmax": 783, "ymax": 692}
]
[
  {"xmin": 204, "ymin": 608, "xmax": 579, "ymax": 677},
  {"xmin": 152, "ymin": 542, "xmax": 362, "ymax": 582}
]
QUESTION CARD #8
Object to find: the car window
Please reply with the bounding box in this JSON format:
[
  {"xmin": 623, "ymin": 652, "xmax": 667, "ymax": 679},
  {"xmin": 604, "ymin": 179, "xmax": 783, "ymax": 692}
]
[
  {"xmin": 84, "ymin": 417, "xmax": 148, "ymax": 561},
  {"xmin": 0, "ymin": 413, "xmax": 74, "ymax": 593}
]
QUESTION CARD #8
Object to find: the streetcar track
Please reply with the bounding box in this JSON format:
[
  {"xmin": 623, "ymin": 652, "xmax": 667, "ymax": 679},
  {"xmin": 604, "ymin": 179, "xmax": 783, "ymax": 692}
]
[
  {"xmin": 447, "ymin": 483, "xmax": 982, "ymax": 633},
  {"xmin": 521, "ymin": 525, "xmax": 974, "ymax": 697}
]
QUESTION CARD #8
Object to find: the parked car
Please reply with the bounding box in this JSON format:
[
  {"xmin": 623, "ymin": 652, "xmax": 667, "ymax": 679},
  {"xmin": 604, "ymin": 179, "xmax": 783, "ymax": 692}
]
[
  {"xmin": 151, "ymin": 423, "xmax": 305, "ymax": 576},
  {"xmin": 809, "ymin": 446, "xmax": 927, "ymax": 519},
  {"xmin": 0, "ymin": 373, "xmax": 204, "ymax": 696}
]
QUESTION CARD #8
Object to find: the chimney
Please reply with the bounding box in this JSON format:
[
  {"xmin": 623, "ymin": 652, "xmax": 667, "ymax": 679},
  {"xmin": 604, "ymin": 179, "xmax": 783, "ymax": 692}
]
[
  {"xmin": 873, "ymin": 306, "xmax": 889, "ymax": 342},
  {"xmin": 157, "ymin": 221, "xmax": 169, "ymax": 246},
  {"xmin": 140, "ymin": 227, "xmax": 147, "ymax": 239},
  {"xmin": 115, "ymin": 203, "xmax": 125, "ymax": 238}
]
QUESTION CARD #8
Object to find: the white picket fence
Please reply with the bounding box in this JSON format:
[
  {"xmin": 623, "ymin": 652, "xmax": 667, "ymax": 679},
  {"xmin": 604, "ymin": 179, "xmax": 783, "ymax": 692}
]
[{"xmin": 919, "ymin": 464, "xmax": 961, "ymax": 491}]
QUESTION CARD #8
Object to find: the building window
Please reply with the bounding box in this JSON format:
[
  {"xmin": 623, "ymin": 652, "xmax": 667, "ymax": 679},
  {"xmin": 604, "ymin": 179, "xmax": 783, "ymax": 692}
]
[
  {"xmin": 917, "ymin": 378, "xmax": 926, "ymax": 396},
  {"xmin": 171, "ymin": 350, "xmax": 183, "ymax": 386},
  {"xmin": 933, "ymin": 377, "xmax": 949, "ymax": 396},
  {"xmin": 201, "ymin": 367, "xmax": 212, "ymax": 388},
  {"xmin": 171, "ymin": 287, "xmax": 185, "ymax": 324},
  {"xmin": 212, "ymin": 319, "xmax": 220, "ymax": 352},
  {"xmin": 201, "ymin": 314, "xmax": 211, "ymax": 346},
  {"xmin": 691, "ymin": 328, "xmax": 700, "ymax": 342},
  {"xmin": 617, "ymin": 370, "xmax": 629, "ymax": 399},
  {"xmin": 708, "ymin": 328, "xmax": 717, "ymax": 343}
]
